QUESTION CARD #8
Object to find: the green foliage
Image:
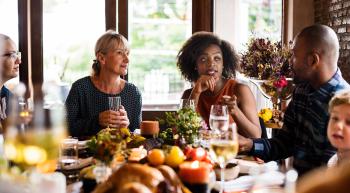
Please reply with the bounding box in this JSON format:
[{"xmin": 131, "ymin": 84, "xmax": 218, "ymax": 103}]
[
  {"xmin": 87, "ymin": 128, "xmax": 145, "ymax": 163},
  {"xmin": 159, "ymin": 108, "xmax": 202, "ymax": 145}
]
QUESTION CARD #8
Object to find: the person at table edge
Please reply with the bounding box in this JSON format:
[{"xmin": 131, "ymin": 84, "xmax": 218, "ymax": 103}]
[{"xmin": 238, "ymin": 24, "xmax": 350, "ymax": 176}]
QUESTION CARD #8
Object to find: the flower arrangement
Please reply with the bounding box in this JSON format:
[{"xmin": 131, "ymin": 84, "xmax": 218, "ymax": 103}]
[
  {"xmin": 261, "ymin": 76, "xmax": 294, "ymax": 101},
  {"xmin": 240, "ymin": 38, "xmax": 292, "ymax": 80},
  {"xmin": 87, "ymin": 128, "xmax": 145, "ymax": 164},
  {"xmin": 258, "ymin": 76, "xmax": 294, "ymax": 128},
  {"xmin": 159, "ymin": 107, "xmax": 202, "ymax": 145}
]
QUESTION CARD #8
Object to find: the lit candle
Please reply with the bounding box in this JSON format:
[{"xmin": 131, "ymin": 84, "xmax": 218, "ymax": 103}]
[
  {"xmin": 179, "ymin": 161, "xmax": 211, "ymax": 184},
  {"xmin": 140, "ymin": 121, "xmax": 159, "ymax": 138}
]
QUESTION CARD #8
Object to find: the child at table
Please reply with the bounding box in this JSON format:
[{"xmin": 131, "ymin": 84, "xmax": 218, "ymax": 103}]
[{"xmin": 327, "ymin": 90, "xmax": 350, "ymax": 167}]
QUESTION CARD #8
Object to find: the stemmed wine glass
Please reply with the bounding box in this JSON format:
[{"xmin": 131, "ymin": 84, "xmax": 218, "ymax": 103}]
[
  {"xmin": 179, "ymin": 99, "xmax": 195, "ymax": 110},
  {"xmin": 209, "ymin": 105, "xmax": 238, "ymax": 193},
  {"xmin": 4, "ymin": 83, "xmax": 66, "ymax": 173},
  {"xmin": 19, "ymin": 98, "xmax": 34, "ymax": 132}
]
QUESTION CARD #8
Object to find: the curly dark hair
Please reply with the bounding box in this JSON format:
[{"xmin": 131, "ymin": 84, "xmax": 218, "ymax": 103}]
[{"xmin": 176, "ymin": 31, "xmax": 239, "ymax": 82}]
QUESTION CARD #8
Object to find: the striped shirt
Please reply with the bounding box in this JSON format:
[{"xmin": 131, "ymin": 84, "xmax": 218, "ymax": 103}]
[{"xmin": 251, "ymin": 70, "xmax": 350, "ymax": 175}]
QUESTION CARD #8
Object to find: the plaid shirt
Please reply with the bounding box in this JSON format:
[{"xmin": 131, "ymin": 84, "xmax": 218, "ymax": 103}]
[{"xmin": 251, "ymin": 69, "xmax": 350, "ymax": 175}]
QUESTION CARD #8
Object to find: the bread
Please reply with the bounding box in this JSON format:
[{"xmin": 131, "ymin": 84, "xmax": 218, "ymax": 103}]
[
  {"xmin": 93, "ymin": 163, "xmax": 191, "ymax": 193},
  {"xmin": 119, "ymin": 182, "xmax": 153, "ymax": 193},
  {"xmin": 157, "ymin": 165, "xmax": 183, "ymax": 192},
  {"xmin": 93, "ymin": 163, "xmax": 164, "ymax": 193}
]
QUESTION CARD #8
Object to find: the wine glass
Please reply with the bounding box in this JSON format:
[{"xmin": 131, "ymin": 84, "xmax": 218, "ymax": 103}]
[
  {"xmin": 3, "ymin": 84, "xmax": 66, "ymax": 173},
  {"xmin": 19, "ymin": 98, "xmax": 34, "ymax": 132},
  {"xmin": 179, "ymin": 99, "xmax": 195, "ymax": 110},
  {"xmin": 209, "ymin": 105, "xmax": 238, "ymax": 193},
  {"xmin": 209, "ymin": 105, "xmax": 229, "ymax": 131}
]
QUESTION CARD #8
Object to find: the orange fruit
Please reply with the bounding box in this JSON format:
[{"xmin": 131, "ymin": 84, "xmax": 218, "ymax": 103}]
[
  {"xmin": 165, "ymin": 146, "xmax": 185, "ymax": 168},
  {"xmin": 147, "ymin": 149, "xmax": 165, "ymax": 166}
]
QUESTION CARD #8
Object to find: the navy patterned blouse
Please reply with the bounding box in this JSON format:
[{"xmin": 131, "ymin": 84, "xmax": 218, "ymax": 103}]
[{"xmin": 65, "ymin": 76, "xmax": 142, "ymax": 137}]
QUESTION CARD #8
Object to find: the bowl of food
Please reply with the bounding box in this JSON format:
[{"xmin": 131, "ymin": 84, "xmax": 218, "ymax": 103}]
[{"xmin": 214, "ymin": 162, "xmax": 240, "ymax": 181}]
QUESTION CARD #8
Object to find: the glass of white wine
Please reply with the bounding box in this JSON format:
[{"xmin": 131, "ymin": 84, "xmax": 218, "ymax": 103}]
[
  {"xmin": 209, "ymin": 105, "xmax": 238, "ymax": 193},
  {"xmin": 4, "ymin": 84, "xmax": 66, "ymax": 173}
]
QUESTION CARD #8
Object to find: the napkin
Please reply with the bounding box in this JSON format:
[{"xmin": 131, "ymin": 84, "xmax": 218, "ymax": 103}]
[
  {"xmin": 58, "ymin": 157, "xmax": 93, "ymax": 171},
  {"xmin": 213, "ymin": 175, "xmax": 255, "ymax": 192}
]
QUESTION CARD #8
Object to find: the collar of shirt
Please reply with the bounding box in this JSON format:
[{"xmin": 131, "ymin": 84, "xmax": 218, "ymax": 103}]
[{"xmin": 307, "ymin": 69, "xmax": 345, "ymax": 102}]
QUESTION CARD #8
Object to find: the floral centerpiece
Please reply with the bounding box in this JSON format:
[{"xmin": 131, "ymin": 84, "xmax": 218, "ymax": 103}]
[
  {"xmin": 240, "ymin": 38, "xmax": 294, "ymax": 127},
  {"xmin": 240, "ymin": 38, "xmax": 292, "ymax": 80},
  {"xmin": 87, "ymin": 128, "xmax": 145, "ymax": 164},
  {"xmin": 159, "ymin": 107, "xmax": 202, "ymax": 146}
]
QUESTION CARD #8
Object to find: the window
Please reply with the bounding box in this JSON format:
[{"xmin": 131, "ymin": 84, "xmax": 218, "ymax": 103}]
[
  {"xmin": 215, "ymin": 0, "xmax": 282, "ymax": 52},
  {"xmin": 214, "ymin": 0, "xmax": 283, "ymax": 112},
  {"xmin": 127, "ymin": 0, "xmax": 192, "ymax": 110},
  {"xmin": 0, "ymin": 0, "xmax": 19, "ymax": 89},
  {"xmin": 43, "ymin": 0, "xmax": 105, "ymax": 101}
]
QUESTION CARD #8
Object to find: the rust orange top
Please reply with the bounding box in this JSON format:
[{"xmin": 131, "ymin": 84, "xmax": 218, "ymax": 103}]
[{"xmin": 197, "ymin": 79, "xmax": 237, "ymax": 127}]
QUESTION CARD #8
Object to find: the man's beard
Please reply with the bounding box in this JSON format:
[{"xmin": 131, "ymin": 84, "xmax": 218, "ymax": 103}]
[{"xmin": 292, "ymin": 71, "xmax": 307, "ymax": 85}]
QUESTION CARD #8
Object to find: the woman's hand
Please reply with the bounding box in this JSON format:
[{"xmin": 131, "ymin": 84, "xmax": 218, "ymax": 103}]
[
  {"xmin": 115, "ymin": 106, "xmax": 130, "ymax": 128},
  {"xmin": 221, "ymin": 95, "xmax": 238, "ymax": 116},
  {"xmin": 193, "ymin": 75, "xmax": 218, "ymax": 94},
  {"xmin": 99, "ymin": 105, "xmax": 130, "ymax": 128}
]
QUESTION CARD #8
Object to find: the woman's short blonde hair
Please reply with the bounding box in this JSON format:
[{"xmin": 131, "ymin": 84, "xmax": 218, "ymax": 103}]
[
  {"xmin": 92, "ymin": 30, "xmax": 129, "ymax": 75},
  {"xmin": 329, "ymin": 90, "xmax": 350, "ymax": 113},
  {"xmin": 0, "ymin": 34, "xmax": 11, "ymax": 53}
]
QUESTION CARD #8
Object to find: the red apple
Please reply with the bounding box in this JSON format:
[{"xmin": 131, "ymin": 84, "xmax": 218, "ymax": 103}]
[{"xmin": 187, "ymin": 147, "xmax": 207, "ymax": 161}]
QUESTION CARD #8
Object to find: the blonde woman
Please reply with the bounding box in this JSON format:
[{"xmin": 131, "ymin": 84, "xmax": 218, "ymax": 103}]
[{"xmin": 65, "ymin": 30, "xmax": 142, "ymax": 138}]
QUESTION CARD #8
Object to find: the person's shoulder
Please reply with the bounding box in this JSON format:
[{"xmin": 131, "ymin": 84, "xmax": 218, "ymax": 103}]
[
  {"xmin": 182, "ymin": 88, "xmax": 193, "ymax": 99},
  {"xmin": 327, "ymin": 154, "xmax": 338, "ymax": 167},
  {"xmin": 124, "ymin": 82, "xmax": 141, "ymax": 95},
  {"xmin": 293, "ymin": 82, "xmax": 310, "ymax": 94},
  {"xmin": 232, "ymin": 80, "xmax": 251, "ymax": 94},
  {"xmin": 1, "ymin": 86, "xmax": 10, "ymax": 95},
  {"xmin": 70, "ymin": 76, "xmax": 94, "ymax": 92},
  {"xmin": 71, "ymin": 76, "xmax": 91, "ymax": 86},
  {"xmin": 1, "ymin": 86, "xmax": 12, "ymax": 99}
]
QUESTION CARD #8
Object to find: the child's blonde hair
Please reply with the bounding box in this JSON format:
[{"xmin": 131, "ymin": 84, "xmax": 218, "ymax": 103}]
[{"xmin": 329, "ymin": 90, "xmax": 350, "ymax": 113}]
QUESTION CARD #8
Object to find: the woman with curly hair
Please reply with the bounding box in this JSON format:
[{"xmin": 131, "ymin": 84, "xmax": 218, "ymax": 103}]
[{"xmin": 177, "ymin": 32, "xmax": 261, "ymax": 138}]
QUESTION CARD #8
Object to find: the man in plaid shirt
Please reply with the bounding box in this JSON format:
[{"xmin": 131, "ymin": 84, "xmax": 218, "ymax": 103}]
[{"xmin": 239, "ymin": 24, "xmax": 350, "ymax": 176}]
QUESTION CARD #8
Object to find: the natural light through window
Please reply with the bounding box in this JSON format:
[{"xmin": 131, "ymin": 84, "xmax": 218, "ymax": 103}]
[
  {"xmin": 128, "ymin": 0, "xmax": 192, "ymax": 110},
  {"xmin": 0, "ymin": 0, "xmax": 19, "ymax": 89},
  {"xmin": 43, "ymin": 0, "xmax": 105, "ymax": 102}
]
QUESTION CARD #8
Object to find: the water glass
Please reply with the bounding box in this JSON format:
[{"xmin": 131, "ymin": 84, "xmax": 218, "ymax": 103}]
[
  {"xmin": 109, "ymin": 96, "xmax": 121, "ymax": 111},
  {"xmin": 179, "ymin": 99, "xmax": 195, "ymax": 110},
  {"xmin": 209, "ymin": 105, "xmax": 229, "ymax": 131},
  {"xmin": 59, "ymin": 138, "xmax": 78, "ymax": 169}
]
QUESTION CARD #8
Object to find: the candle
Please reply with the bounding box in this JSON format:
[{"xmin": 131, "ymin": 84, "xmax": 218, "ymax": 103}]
[
  {"xmin": 179, "ymin": 161, "xmax": 211, "ymax": 184},
  {"xmin": 140, "ymin": 121, "xmax": 159, "ymax": 138}
]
